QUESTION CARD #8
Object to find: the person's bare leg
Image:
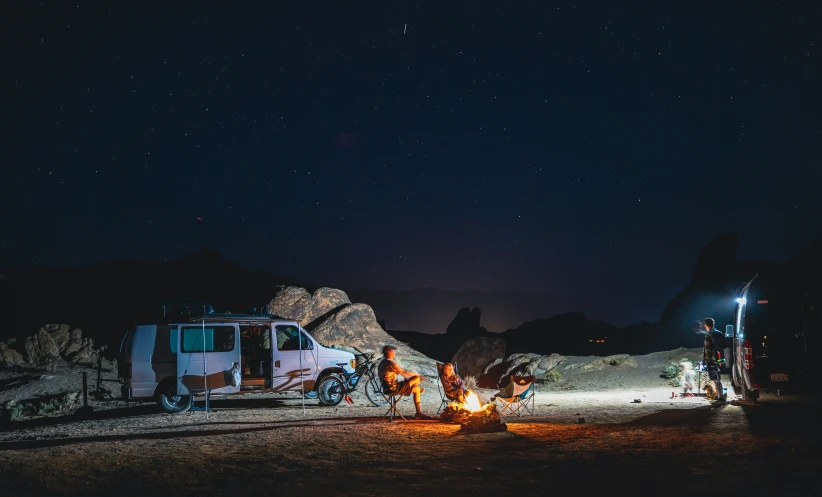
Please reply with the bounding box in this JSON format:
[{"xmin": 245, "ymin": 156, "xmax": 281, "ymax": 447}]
[{"xmin": 407, "ymin": 376, "xmax": 423, "ymax": 413}]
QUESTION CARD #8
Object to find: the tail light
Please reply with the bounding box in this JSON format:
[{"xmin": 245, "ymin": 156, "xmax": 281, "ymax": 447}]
[{"xmin": 743, "ymin": 340, "xmax": 754, "ymax": 371}]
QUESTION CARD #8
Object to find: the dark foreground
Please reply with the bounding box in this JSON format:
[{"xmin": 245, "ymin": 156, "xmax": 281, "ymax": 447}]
[{"xmin": 1, "ymin": 392, "xmax": 821, "ymax": 497}]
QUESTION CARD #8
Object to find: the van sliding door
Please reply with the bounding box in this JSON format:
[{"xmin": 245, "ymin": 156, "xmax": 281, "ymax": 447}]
[{"xmin": 177, "ymin": 323, "xmax": 241, "ymax": 396}]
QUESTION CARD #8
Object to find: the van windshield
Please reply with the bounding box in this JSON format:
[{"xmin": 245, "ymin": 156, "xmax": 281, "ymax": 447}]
[{"xmin": 275, "ymin": 325, "xmax": 314, "ymax": 351}]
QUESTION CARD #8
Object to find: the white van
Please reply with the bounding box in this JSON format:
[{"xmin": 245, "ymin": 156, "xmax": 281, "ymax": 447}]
[{"xmin": 118, "ymin": 313, "xmax": 356, "ymax": 413}]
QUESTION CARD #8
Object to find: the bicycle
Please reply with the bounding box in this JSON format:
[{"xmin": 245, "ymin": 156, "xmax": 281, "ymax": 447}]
[{"xmin": 316, "ymin": 352, "xmax": 388, "ymax": 407}]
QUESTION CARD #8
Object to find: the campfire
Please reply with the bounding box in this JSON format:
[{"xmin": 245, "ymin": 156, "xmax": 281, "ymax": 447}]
[{"xmin": 441, "ymin": 390, "xmax": 507, "ymax": 434}]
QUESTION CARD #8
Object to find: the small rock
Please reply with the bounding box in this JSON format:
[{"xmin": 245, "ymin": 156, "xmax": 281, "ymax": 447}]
[{"xmin": 577, "ymin": 417, "xmax": 585, "ymax": 424}]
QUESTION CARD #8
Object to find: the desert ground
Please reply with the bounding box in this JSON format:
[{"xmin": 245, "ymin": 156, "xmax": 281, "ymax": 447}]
[{"xmin": 1, "ymin": 350, "xmax": 821, "ymax": 496}]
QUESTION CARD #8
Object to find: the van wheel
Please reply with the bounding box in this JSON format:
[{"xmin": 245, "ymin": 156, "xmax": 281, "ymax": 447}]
[
  {"xmin": 317, "ymin": 375, "xmax": 345, "ymax": 406},
  {"xmin": 157, "ymin": 382, "xmax": 192, "ymax": 413}
]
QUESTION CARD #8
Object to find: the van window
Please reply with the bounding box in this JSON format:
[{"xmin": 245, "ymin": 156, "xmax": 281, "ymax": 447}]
[
  {"xmin": 181, "ymin": 326, "xmax": 236, "ymax": 353},
  {"xmin": 275, "ymin": 325, "xmax": 313, "ymax": 351}
]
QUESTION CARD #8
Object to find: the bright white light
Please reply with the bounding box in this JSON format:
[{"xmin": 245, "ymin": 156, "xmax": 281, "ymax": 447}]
[{"xmin": 736, "ymin": 297, "xmax": 747, "ymax": 305}]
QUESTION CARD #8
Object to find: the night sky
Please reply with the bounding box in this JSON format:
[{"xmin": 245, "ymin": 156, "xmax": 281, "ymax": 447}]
[{"xmin": 1, "ymin": 1, "xmax": 820, "ymax": 327}]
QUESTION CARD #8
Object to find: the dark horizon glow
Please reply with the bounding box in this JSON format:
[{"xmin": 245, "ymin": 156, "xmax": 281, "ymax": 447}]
[{"xmin": 1, "ymin": 2, "xmax": 819, "ymax": 327}]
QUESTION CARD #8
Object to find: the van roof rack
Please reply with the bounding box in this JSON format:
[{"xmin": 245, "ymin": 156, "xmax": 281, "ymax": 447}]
[{"xmin": 188, "ymin": 312, "xmax": 289, "ymax": 323}]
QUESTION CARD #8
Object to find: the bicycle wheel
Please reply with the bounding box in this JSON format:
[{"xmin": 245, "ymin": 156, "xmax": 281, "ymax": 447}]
[{"xmin": 365, "ymin": 372, "xmax": 388, "ymax": 407}]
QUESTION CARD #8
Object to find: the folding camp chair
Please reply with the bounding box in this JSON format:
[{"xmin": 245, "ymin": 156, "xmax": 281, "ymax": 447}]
[
  {"xmin": 435, "ymin": 361, "xmax": 461, "ymax": 414},
  {"xmin": 382, "ymin": 392, "xmax": 406, "ymax": 421},
  {"xmin": 379, "ymin": 376, "xmax": 407, "ymax": 421},
  {"xmin": 493, "ymin": 375, "xmax": 535, "ymax": 417}
]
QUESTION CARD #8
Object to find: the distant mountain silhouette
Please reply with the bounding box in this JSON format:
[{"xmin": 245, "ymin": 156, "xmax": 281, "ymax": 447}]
[
  {"xmin": 0, "ymin": 247, "xmax": 299, "ymax": 347},
  {"xmin": 387, "ymin": 307, "xmax": 495, "ymax": 362},
  {"xmin": 386, "ymin": 233, "xmax": 822, "ymax": 358},
  {"xmin": 386, "ymin": 308, "xmax": 661, "ymax": 360},
  {"xmin": 346, "ymin": 287, "xmax": 568, "ymax": 334},
  {"xmin": 3, "ymin": 233, "xmax": 819, "ymax": 359}
]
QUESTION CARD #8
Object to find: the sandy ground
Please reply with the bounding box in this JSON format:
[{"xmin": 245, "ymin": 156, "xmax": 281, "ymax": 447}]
[
  {"xmin": 1, "ymin": 349, "xmax": 820, "ymax": 496},
  {"xmin": 1, "ymin": 382, "xmax": 821, "ymax": 497}
]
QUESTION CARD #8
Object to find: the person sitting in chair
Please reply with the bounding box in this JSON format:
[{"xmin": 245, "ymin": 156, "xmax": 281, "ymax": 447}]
[
  {"xmin": 378, "ymin": 345, "xmax": 433, "ymax": 420},
  {"xmin": 440, "ymin": 363, "xmax": 468, "ymax": 404}
]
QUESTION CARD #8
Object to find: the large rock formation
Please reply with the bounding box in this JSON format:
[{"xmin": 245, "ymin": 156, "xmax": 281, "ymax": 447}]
[
  {"xmin": 478, "ymin": 352, "xmax": 565, "ymax": 388},
  {"xmin": 0, "ymin": 324, "xmax": 104, "ymax": 369},
  {"xmin": 0, "ymin": 340, "xmax": 25, "ymax": 367},
  {"xmin": 451, "ymin": 337, "xmax": 506, "ymax": 378},
  {"xmin": 267, "ymin": 287, "xmax": 351, "ymax": 327},
  {"xmin": 267, "ymin": 287, "xmax": 437, "ymax": 377},
  {"xmin": 446, "ymin": 307, "xmax": 485, "ymax": 337}
]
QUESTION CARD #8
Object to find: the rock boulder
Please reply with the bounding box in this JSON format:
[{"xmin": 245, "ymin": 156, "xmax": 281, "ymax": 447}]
[
  {"xmin": 478, "ymin": 352, "xmax": 565, "ymax": 388},
  {"xmin": 0, "ymin": 341, "xmax": 27, "ymax": 368},
  {"xmin": 267, "ymin": 287, "xmax": 351, "ymax": 328},
  {"xmin": 269, "ymin": 287, "xmax": 437, "ymax": 377},
  {"xmin": 451, "ymin": 337, "xmax": 506, "ymax": 379},
  {"xmin": 24, "ymin": 329, "xmax": 62, "ymax": 365},
  {"xmin": 0, "ymin": 325, "xmax": 103, "ymax": 369}
]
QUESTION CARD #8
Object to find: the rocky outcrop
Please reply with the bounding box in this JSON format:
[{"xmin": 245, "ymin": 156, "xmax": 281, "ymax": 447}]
[
  {"xmin": 446, "ymin": 307, "xmax": 485, "ymax": 337},
  {"xmin": 268, "ymin": 287, "xmax": 437, "ymax": 377},
  {"xmin": 24, "ymin": 328, "xmax": 62, "ymax": 365},
  {"xmin": 478, "ymin": 352, "xmax": 565, "ymax": 388},
  {"xmin": 267, "ymin": 287, "xmax": 352, "ymax": 328},
  {"xmin": 1, "ymin": 324, "xmax": 103, "ymax": 369},
  {"xmin": 385, "ymin": 307, "xmax": 495, "ymax": 363},
  {"xmin": 580, "ymin": 355, "xmax": 638, "ymax": 371},
  {"xmin": 1, "ymin": 392, "xmax": 79, "ymax": 423},
  {"xmin": 451, "ymin": 337, "xmax": 506, "ymax": 378},
  {"xmin": 0, "ymin": 340, "xmax": 26, "ymax": 367}
]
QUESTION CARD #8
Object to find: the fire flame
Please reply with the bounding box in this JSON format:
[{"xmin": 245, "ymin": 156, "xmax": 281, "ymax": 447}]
[{"xmin": 463, "ymin": 391, "xmax": 482, "ymax": 412}]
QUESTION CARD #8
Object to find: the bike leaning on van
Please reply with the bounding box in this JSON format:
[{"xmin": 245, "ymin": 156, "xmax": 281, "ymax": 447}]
[{"xmin": 316, "ymin": 352, "xmax": 387, "ymax": 407}]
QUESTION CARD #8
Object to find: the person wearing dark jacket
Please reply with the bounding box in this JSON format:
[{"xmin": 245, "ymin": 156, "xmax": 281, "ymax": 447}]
[
  {"xmin": 701, "ymin": 317, "xmax": 726, "ymax": 402},
  {"xmin": 440, "ymin": 363, "xmax": 468, "ymax": 404}
]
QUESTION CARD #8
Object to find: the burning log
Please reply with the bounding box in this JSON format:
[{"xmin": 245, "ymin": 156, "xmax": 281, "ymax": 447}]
[
  {"xmin": 439, "ymin": 392, "xmax": 507, "ymax": 434},
  {"xmin": 459, "ymin": 404, "xmax": 507, "ymax": 434}
]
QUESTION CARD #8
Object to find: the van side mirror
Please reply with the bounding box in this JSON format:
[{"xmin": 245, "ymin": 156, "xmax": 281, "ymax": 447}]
[{"xmin": 725, "ymin": 324, "xmax": 734, "ymax": 338}]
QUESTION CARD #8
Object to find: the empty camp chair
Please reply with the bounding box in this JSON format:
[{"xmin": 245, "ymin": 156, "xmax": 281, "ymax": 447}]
[
  {"xmin": 435, "ymin": 361, "xmax": 461, "ymax": 414},
  {"xmin": 493, "ymin": 375, "xmax": 535, "ymax": 417}
]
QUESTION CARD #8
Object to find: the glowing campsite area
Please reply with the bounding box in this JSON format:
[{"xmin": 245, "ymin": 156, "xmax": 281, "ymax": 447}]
[{"xmin": 1, "ymin": 383, "xmax": 820, "ymax": 496}]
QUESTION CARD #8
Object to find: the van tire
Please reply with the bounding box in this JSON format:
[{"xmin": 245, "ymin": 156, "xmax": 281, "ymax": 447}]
[
  {"xmin": 317, "ymin": 375, "xmax": 345, "ymax": 406},
  {"xmin": 157, "ymin": 381, "xmax": 192, "ymax": 414}
]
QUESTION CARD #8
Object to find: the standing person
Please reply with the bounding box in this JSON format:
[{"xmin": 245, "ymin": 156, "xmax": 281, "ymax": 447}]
[
  {"xmin": 680, "ymin": 361, "xmax": 696, "ymax": 397},
  {"xmin": 378, "ymin": 345, "xmax": 433, "ymax": 420},
  {"xmin": 701, "ymin": 317, "xmax": 726, "ymax": 402}
]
